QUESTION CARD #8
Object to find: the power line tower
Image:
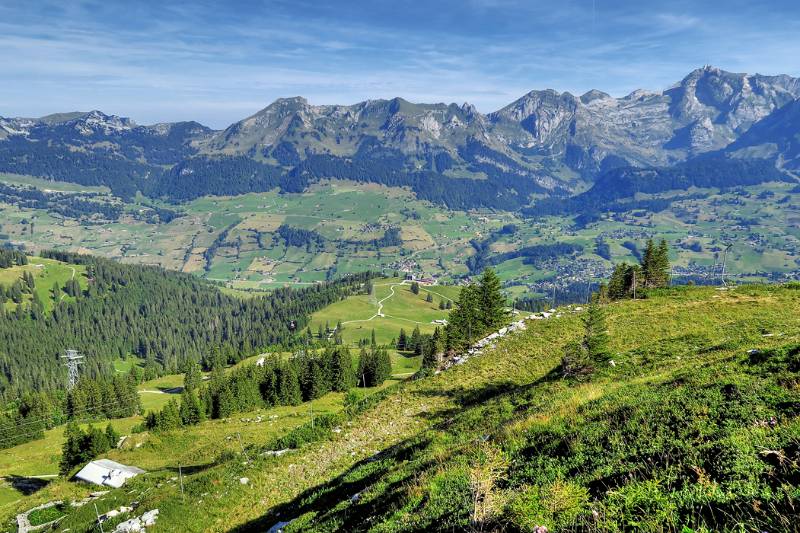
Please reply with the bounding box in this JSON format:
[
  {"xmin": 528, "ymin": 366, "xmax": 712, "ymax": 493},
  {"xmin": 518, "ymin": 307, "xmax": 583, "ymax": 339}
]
[{"xmin": 61, "ymin": 349, "xmax": 84, "ymax": 390}]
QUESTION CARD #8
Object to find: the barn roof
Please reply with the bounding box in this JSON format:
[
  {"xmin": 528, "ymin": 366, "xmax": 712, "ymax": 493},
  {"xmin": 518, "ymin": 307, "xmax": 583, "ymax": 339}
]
[{"xmin": 75, "ymin": 459, "xmax": 145, "ymax": 488}]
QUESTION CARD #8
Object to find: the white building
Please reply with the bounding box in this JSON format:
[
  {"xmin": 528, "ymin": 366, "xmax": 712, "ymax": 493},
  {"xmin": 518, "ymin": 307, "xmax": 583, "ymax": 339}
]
[{"xmin": 75, "ymin": 459, "xmax": 145, "ymax": 488}]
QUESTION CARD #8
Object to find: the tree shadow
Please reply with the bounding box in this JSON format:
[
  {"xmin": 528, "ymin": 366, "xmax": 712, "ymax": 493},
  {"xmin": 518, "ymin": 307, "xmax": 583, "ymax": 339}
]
[
  {"xmin": 157, "ymin": 386, "xmax": 183, "ymax": 394},
  {"xmin": 4, "ymin": 475, "xmax": 50, "ymax": 495},
  {"xmin": 229, "ymin": 436, "xmax": 433, "ymax": 532},
  {"xmin": 164, "ymin": 462, "xmax": 216, "ymax": 475}
]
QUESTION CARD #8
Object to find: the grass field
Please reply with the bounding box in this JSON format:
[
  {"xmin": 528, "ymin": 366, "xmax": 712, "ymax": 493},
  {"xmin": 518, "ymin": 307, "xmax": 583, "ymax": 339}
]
[
  {"xmin": 7, "ymin": 284, "xmax": 798, "ymax": 531},
  {"xmin": 0, "ymin": 256, "xmax": 85, "ymax": 313},
  {"xmin": 308, "ymin": 279, "xmax": 460, "ymax": 345}
]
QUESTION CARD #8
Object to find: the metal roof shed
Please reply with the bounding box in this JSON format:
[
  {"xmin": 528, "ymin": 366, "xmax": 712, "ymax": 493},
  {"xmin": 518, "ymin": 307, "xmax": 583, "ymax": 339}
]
[{"xmin": 75, "ymin": 459, "xmax": 145, "ymax": 488}]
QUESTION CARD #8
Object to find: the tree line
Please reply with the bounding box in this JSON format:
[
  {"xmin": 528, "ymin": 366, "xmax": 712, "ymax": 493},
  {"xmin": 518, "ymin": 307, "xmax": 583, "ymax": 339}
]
[
  {"xmin": 144, "ymin": 344, "xmax": 393, "ymax": 432},
  {"xmin": 599, "ymin": 239, "xmax": 671, "ymax": 300}
]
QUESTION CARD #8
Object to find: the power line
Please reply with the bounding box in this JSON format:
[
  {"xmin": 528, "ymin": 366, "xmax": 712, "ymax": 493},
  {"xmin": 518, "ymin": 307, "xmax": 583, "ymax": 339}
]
[{"xmin": 0, "ymin": 401, "xmax": 141, "ymax": 447}]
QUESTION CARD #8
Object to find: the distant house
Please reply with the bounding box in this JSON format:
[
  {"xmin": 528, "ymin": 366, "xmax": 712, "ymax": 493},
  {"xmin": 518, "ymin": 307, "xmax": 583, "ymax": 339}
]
[{"xmin": 75, "ymin": 459, "xmax": 145, "ymax": 488}]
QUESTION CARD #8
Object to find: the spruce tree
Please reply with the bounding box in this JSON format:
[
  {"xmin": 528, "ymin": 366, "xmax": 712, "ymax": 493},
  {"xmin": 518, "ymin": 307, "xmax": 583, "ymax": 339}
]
[
  {"xmin": 278, "ymin": 363, "xmax": 302, "ymax": 406},
  {"xmin": 641, "ymin": 239, "xmax": 656, "ymax": 287},
  {"xmin": 397, "ymin": 328, "xmax": 407, "ymax": 351},
  {"xmin": 330, "ymin": 346, "xmax": 356, "ymax": 392},
  {"xmin": 60, "ymin": 422, "xmax": 84, "ymax": 475},
  {"xmin": 583, "ymin": 302, "xmax": 609, "ymax": 361},
  {"xmin": 105, "ymin": 423, "xmax": 120, "ymax": 449},
  {"xmin": 478, "ymin": 268, "xmax": 508, "ymax": 330},
  {"xmin": 183, "ymin": 360, "xmax": 202, "ymax": 392}
]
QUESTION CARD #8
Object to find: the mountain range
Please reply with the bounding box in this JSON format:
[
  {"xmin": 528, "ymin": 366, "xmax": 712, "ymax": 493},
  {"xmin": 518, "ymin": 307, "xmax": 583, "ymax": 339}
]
[{"xmin": 1, "ymin": 66, "xmax": 798, "ymax": 210}]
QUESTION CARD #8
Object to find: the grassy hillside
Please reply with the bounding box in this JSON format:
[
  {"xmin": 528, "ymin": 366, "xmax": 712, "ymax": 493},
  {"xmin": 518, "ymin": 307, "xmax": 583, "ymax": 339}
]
[
  {"xmin": 308, "ymin": 279, "xmax": 460, "ymax": 345},
  {"xmin": 6, "ymin": 284, "xmax": 799, "ymax": 531},
  {"xmin": 0, "ymin": 256, "xmax": 86, "ymax": 313}
]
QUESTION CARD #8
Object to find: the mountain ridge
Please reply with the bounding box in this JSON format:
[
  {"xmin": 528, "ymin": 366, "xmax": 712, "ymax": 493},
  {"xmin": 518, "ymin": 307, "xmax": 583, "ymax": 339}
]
[{"xmin": 1, "ymin": 66, "xmax": 798, "ymax": 208}]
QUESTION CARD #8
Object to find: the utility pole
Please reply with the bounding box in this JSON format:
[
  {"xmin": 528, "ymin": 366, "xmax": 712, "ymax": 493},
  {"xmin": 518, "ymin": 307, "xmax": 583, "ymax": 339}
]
[
  {"xmin": 94, "ymin": 503, "xmax": 105, "ymax": 533},
  {"xmin": 720, "ymin": 244, "xmax": 733, "ymax": 286},
  {"xmin": 61, "ymin": 349, "xmax": 84, "ymax": 390}
]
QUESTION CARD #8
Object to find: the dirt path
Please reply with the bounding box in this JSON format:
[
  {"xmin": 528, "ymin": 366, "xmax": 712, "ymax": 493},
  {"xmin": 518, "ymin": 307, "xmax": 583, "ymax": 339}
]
[
  {"xmin": 59, "ymin": 267, "xmax": 76, "ymax": 302},
  {"xmin": 341, "ymin": 281, "xmax": 409, "ymax": 325}
]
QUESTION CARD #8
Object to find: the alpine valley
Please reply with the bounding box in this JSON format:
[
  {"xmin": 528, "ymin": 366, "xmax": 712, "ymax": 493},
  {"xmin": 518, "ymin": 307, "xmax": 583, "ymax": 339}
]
[{"xmin": 1, "ymin": 65, "xmax": 800, "ymax": 296}]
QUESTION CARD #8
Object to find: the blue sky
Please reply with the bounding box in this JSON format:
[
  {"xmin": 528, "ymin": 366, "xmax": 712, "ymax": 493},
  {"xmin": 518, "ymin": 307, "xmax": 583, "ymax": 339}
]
[{"xmin": 1, "ymin": 0, "xmax": 799, "ymax": 128}]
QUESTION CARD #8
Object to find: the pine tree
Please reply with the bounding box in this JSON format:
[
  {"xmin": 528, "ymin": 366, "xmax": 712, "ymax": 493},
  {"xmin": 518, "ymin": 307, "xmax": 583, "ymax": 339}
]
[
  {"xmin": 607, "ymin": 263, "xmax": 629, "ymax": 300},
  {"xmin": 583, "ymin": 302, "xmax": 609, "ymax": 361},
  {"xmin": 410, "ymin": 326, "xmax": 422, "ymax": 355},
  {"xmin": 641, "ymin": 239, "xmax": 656, "ymax": 288},
  {"xmin": 478, "ymin": 268, "xmax": 508, "ymax": 330},
  {"xmin": 105, "ymin": 423, "xmax": 120, "ymax": 449},
  {"xmin": 375, "ymin": 348, "xmax": 392, "ymax": 385},
  {"xmin": 60, "ymin": 422, "xmax": 84, "ymax": 475},
  {"xmin": 330, "ymin": 346, "xmax": 356, "ymax": 392},
  {"xmin": 278, "ymin": 363, "xmax": 302, "ymax": 406},
  {"xmin": 652, "ymin": 239, "xmax": 671, "ymax": 288},
  {"xmin": 561, "ymin": 341, "xmax": 593, "ymax": 379},
  {"xmin": 397, "ymin": 328, "xmax": 407, "ymax": 351},
  {"xmin": 422, "ymin": 327, "xmax": 443, "ymax": 371},
  {"xmin": 445, "ymin": 284, "xmax": 481, "ymax": 349},
  {"xmin": 179, "ymin": 389, "xmax": 204, "ymax": 425},
  {"xmin": 371, "ymin": 328, "xmax": 377, "ymax": 346},
  {"xmin": 357, "ymin": 348, "xmax": 371, "ymax": 387},
  {"xmin": 183, "ymin": 360, "xmax": 202, "ymax": 392},
  {"xmin": 410, "ymin": 282, "xmax": 420, "ymax": 295},
  {"xmin": 439, "ymin": 299, "xmax": 445, "ymax": 310},
  {"xmin": 426, "ymin": 292, "xmax": 433, "ymax": 303},
  {"xmin": 215, "ymin": 387, "xmax": 235, "ymax": 419}
]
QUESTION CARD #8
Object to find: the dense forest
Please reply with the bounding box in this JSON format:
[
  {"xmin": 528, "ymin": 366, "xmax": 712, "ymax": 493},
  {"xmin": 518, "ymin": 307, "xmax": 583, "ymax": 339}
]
[{"xmin": 0, "ymin": 251, "xmax": 376, "ymax": 400}]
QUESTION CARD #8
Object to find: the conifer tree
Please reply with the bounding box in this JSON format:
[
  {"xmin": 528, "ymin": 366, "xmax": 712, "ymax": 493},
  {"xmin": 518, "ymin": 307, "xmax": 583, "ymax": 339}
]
[
  {"xmin": 608, "ymin": 263, "xmax": 630, "ymax": 300},
  {"xmin": 273, "ymin": 363, "xmax": 297, "ymax": 406},
  {"xmin": 397, "ymin": 328, "xmax": 407, "ymax": 351},
  {"xmin": 179, "ymin": 389, "xmax": 205, "ymax": 425},
  {"xmin": 105, "ymin": 423, "xmax": 120, "ymax": 449},
  {"xmin": 641, "ymin": 238, "xmax": 656, "ymax": 287},
  {"xmin": 183, "ymin": 360, "xmax": 202, "ymax": 392},
  {"xmin": 478, "ymin": 268, "xmax": 508, "ymax": 330},
  {"xmin": 330, "ymin": 346, "xmax": 356, "ymax": 392},
  {"xmin": 583, "ymin": 302, "xmax": 609, "ymax": 361}
]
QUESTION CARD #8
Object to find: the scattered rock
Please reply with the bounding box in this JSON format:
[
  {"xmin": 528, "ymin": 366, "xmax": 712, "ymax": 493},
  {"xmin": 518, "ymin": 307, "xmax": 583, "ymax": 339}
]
[{"xmin": 239, "ymin": 477, "xmax": 250, "ymax": 485}]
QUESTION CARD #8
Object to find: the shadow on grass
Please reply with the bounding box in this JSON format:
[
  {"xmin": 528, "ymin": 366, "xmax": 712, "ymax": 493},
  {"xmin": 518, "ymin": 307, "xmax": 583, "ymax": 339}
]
[
  {"xmin": 4, "ymin": 475, "xmax": 50, "ymax": 495},
  {"xmin": 229, "ymin": 436, "xmax": 433, "ymax": 532},
  {"xmin": 164, "ymin": 462, "xmax": 216, "ymax": 475},
  {"xmin": 230, "ymin": 365, "xmax": 566, "ymax": 532}
]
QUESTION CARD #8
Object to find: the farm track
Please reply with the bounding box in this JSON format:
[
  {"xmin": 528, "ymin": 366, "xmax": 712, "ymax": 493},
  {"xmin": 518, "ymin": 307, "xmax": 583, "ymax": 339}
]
[{"xmin": 341, "ymin": 281, "xmax": 415, "ymax": 326}]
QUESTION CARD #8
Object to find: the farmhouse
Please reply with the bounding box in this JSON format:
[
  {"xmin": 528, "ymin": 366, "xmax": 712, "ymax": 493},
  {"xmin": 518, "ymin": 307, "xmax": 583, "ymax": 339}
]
[{"xmin": 75, "ymin": 459, "xmax": 145, "ymax": 488}]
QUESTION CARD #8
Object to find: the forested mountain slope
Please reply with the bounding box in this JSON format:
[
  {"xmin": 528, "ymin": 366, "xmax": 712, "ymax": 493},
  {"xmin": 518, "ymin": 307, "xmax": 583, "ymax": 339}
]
[
  {"xmin": 37, "ymin": 284, "xmax": 800, "ymax": 531},
  {"xmin": 0, "ymin": 252, "xmax": 374, "ymax": 399}
]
